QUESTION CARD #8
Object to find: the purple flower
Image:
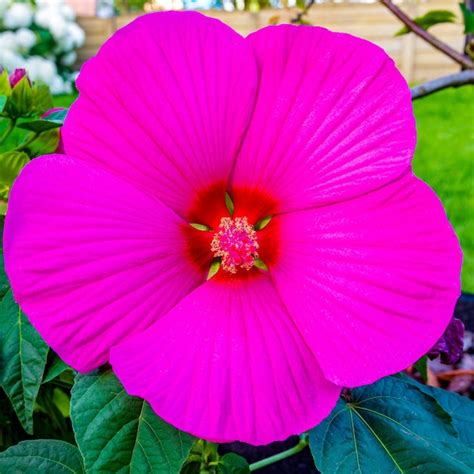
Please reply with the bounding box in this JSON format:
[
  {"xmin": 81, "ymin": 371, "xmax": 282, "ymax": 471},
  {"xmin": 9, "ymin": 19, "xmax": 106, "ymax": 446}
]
[{"xmin": 429, "ymin": 317, "xmax": 465, "ymax": 365}]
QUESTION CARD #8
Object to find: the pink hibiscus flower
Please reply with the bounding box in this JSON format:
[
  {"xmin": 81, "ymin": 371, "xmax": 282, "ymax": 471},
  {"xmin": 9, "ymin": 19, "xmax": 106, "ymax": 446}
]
[{"xmin": 3, "ymin": 12, "xmax": 462, "ymax": 445}]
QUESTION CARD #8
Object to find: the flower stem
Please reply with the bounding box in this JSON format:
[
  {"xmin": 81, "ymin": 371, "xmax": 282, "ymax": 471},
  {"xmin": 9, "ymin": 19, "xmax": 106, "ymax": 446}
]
[{"xmin": 249, "ymin": 434, "xmax": 309, "ymax": 472}]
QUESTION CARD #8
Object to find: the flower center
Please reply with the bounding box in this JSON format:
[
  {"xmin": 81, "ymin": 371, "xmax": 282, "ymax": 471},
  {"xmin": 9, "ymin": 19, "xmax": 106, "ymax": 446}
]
[{"xmin": 210, "ymin": 217, "xmax": 259, "ymax": 273}]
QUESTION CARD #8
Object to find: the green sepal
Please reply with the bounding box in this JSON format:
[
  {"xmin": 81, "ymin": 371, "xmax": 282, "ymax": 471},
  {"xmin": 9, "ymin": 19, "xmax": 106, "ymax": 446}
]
[
  {"xmin": 0, "ymin": 69, "xmax": 12, "ymax": 98},
  {"xmin": 9, "ymin": 76, "xmax": 34, "ymax": 118}
]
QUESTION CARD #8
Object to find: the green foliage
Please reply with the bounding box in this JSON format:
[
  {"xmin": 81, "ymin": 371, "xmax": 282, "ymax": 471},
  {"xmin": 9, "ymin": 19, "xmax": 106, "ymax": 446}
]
[
  {"xmin": 395, "ymin": 10, "xmax": 457, "ymax": 36},
  {"xmin": 414, "ymin": 355, "xmax": 428, "ymax": 382},
  {"xmin": 397, "ymin": 374, "xmax": 474, "ymax": 449},
  {"xmin": 70, "ymin": 369, "xmax": 196, "ymax": 473},
  {"xmin": 0, "ymin": 440, "xmax": 84, "ymax": 473},
  {"xmin": 0, "ymin": 290, "xmax": 49, "ymax": 434},
  {"xmin": 460, "ymin": 3, "xmax": 474, "ymax": 33},
  {"xmin": 0, "ymin": 151, "xmax": 29, "ymax": 202},
  {"xmin": 413, "ymin": 86, "xmax": 474, "ymax": 292},
  {"xmin": 221, "ymin": 453, "xmax": 250, "ymax": 474},
  {"xmin": 43, "ymin": 354, "xmax": 71, "ymax": 385},
  {"xmin": 309, "ymin": 376, "xmax": 474, "ymax": 473}
]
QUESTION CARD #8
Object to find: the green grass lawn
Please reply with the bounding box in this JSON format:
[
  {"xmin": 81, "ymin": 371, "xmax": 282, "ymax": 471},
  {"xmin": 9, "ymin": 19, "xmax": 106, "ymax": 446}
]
[
  {"xmin": 53, "ymin": 87, "xmax": 474, "ymax": 292},
  {"xmin": 413, "ymin": 86, "xmax": 474, "ymax": 293}
]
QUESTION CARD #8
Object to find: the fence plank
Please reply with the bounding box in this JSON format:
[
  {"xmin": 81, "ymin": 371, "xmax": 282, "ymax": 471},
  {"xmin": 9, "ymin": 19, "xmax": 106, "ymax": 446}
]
[{"xmin": 76, "ymin": 0, "xmax": 465, "ymax": 82}]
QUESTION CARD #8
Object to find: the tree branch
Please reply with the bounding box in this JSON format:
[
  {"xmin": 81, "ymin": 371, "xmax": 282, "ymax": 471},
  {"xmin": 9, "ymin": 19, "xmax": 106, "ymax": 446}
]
[
  {"xmin": 410, "ymin": 70, "xmax": 474, "ymax": 99},
  {"xmin": 380, "ymin": 0, "xmax": 474, "ymax": 69},
  {"xmin": 291, "ymin": 0, "xmax": 315, "ymax": 24}
]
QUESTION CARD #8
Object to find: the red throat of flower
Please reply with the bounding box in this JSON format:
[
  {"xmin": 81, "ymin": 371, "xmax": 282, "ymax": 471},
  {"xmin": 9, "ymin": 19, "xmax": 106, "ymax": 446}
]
[{"xmin": 182, "ymin": 182, "xmax": 280, "ymax": 281}]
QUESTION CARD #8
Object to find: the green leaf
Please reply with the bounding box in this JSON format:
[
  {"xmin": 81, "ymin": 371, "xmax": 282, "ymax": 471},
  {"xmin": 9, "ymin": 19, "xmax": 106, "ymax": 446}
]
[
  {"xmin": 43, "ymin": 354, "xmax": 70, "ymax": 384},
  {"xmin": 395, "ymin": 10, "xmax": 457, "ymax": 36},
  {"xmin": 27, "ymin": 129, "xmax": 60, "ymax": 157},
  {"xmin": 460, "ymin": 3, "xmax": 474, "ymax": 33},
  {"xmin": 0, "ymin": 290, "xmax": 49, "ymax": 434},
  {"xmin": 18, "ymin": 120, "xmax": 62, "ymax": 133},
  {"xmin": 0, "ymin": 440, "xmax": 85, "ymax": 473},
  {"xmin": 0, "ymin": 95, "xmax": 7, "ymax": 114},
  {"xmin": 414, "ymin": 355, "xmax": 428, "ymax": 382},
  {"xmin": 70, "ymin": 370, "xmax": 196, "ymax": 473},
  {"xmin": 0, "ymin": 151, "xmax": 29, "ymax": 201},
  {"xmin": 44, "ymin": 108, "xmax": 68, "ymax": 124},
  {"xmin": 254, "ymin": 215, "xmax": 272, "ymax": 231},
  {"xmin": 396, "ymin": 374, "xmax": 474, "ymax": 448},
  {"xmin": 190, "ymin": 222, "xmax": 212, "ymax": 232},
  {"xmin": 31, "ymin": 83, "xmax": 54, "ymax": 116},
  {"xmin": 225, "ymin": 192, "xmax": 234, "ymax": 216},
  {"xmin": 0, "ymin": 249, "xmax": 9, "ymax": 300},
  {"xmin": 221, "ymin": 453, "xmax": 250, "ymax": 474},
  {"xmin": 309, "ymin": 376, "xmax": 474, "ymax": 473}
]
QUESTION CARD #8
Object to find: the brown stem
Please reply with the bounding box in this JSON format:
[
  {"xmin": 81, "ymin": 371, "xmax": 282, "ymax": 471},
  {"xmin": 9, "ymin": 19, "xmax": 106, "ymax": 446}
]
[
  {"xmin": 380, "ymin": 0, "xmax": 474, "ymax": 69},
  {"xmin": 411, "ymin": 70, "xmax": 474, "ymax": 99},
  {"xmin": 291, "ymin": 0, "xmax": 315, "ymax": 24}
]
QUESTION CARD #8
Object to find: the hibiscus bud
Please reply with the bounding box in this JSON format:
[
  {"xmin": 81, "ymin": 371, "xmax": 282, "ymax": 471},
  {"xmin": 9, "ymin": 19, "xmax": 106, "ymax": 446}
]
[
  {"xmin": 9, "ymin": 68, "xmax": 30, "ymax": 88},
  {"xmin": 428, "ymin": 317, "xmax": 464, "ymax": 365}
]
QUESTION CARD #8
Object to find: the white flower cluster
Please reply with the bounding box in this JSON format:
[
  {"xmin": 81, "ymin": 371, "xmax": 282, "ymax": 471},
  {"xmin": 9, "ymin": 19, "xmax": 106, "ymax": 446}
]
[{"xmin": 0, "ymin": 0, "xmax": 85, "ymax": 94}]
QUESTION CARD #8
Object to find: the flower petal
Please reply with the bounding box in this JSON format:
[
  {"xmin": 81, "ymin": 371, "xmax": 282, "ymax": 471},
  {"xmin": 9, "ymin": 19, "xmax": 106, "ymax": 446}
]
[
  {"xmin": 232, "ymin": 25, "xmax": 415, "ymax": 212},
  {"xmin": 4, "ymin": 155, "xmax": 201, "ymax": 372},
  {"xmin": 62, "ymin": 12, "xmax": 257, "ymax": 215},
  {"xmin": 110, "ymin": 275, "xmax": 341, "ymax": 445},
  {"xmin": 271, "ymin": 175, "xmax": 462, "ymax": 386}
]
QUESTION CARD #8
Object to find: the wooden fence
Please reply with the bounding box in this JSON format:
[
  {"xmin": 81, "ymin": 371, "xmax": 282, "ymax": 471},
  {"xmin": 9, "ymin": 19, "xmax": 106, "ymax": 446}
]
[{"xmin": 77, "ymin": 0, "xmax": 465, "ymax": 83}]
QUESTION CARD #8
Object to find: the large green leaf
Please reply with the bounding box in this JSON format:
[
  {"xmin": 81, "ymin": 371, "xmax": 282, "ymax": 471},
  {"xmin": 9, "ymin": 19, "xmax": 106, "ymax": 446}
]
[
  {"xmin": 0, "ymin": 249, "xmax": 9, "ymax": 300},
  {"xmin": 396, "ymin": 374, "xmax": 474, "ymax": 449},
  {"xmin": 309, "ymin": 376, "xmax": 474, "ymax": 473},
  {"xmin": 70, "ymin": 370, "xmax": 196, "ymax": 473},
  {"xmin": 0, "ymin": 290, "xmax": 49, "ymax": 434},
  {"xmin": 0, "ymin": 440, "xmax": 84, "ymax": 473},
  {"xmin": 395, "ymin": 10, "xmax": 457, "ymax": 36}
]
